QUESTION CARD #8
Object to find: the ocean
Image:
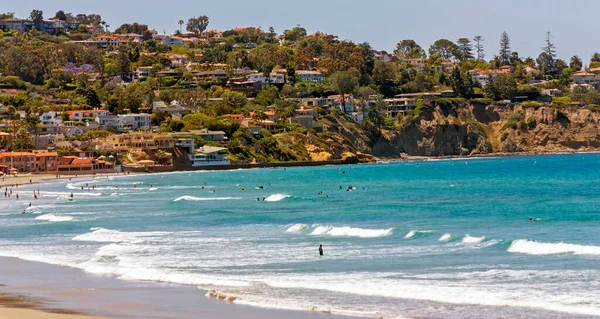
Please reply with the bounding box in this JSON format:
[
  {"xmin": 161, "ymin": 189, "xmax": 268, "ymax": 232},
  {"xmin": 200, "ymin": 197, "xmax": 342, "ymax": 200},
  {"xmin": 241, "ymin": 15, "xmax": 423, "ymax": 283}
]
[{"xmin": 1, "ymin": 154, "xmax": 600, "ymax": 318}]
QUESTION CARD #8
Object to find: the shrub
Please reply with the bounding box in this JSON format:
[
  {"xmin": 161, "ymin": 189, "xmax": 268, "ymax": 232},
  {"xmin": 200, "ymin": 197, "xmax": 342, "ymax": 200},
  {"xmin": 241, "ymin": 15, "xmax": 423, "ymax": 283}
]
[
  {"xmin": 526, "ymin": 117, "xmax": 537, "ymax": 129},
  {"xmin": 506, "ymin": 111, "xmax": 525, "ymax": 130},
  {"xmin": 521, "ymin": 101, "xmax": 543, "ymax": 109},
  {"xmin": 413, "ymin": 101, "xmax": 425, "ymax": 117}
]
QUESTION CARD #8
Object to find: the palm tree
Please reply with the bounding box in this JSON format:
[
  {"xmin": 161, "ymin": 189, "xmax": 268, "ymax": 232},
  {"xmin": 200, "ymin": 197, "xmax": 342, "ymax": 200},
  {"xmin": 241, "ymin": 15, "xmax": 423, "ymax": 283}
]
[{"xmin": 178, "ymin": 20, "xmax": 184, "ymax": 34}]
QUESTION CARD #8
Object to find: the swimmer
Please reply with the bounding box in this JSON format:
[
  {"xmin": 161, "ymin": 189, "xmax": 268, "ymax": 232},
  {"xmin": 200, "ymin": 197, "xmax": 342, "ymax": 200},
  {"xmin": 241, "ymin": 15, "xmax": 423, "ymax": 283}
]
[{"xmin": 319, "ymin": 244, "xmax": 323, "ymax": 256}]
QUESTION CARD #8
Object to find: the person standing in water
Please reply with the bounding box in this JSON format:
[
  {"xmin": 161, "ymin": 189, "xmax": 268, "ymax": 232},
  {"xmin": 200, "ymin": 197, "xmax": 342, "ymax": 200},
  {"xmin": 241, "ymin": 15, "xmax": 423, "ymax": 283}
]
[{"xmin": 319, "ymin": 244, "xmax": 323, "ymax": 256}]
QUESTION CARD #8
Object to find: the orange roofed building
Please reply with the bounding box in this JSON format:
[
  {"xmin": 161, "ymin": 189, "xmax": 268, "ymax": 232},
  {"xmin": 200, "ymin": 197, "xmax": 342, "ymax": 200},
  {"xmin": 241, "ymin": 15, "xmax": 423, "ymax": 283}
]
[{"xmin": 0, "ymin": 151, "xmax": 59, "ymax": 174}]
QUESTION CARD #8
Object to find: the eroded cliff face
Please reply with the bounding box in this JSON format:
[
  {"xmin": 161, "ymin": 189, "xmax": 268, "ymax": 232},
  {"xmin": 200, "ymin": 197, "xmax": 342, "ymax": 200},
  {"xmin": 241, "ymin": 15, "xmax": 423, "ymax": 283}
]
[{"xmin": 372, "ymin": 102, "xmax": 600, "ymax": 157}]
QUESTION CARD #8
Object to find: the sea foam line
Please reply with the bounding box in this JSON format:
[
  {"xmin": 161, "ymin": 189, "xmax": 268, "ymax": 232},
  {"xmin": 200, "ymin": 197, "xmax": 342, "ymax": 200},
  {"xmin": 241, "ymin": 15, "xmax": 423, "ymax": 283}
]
[
  {"xmin": 508, "ymin": 239, "xmax": 600, "ymax": 256},
  {"xmin": 35, "ymin": 214, "xmax": 74, "ymax": 222},
  {"xmin": 173, "ymin": 196, "xmax": 241, "ymax": 202},
  {"xmin": 311, "ymin": 226, "xmax": 394, "ymax": 238}
]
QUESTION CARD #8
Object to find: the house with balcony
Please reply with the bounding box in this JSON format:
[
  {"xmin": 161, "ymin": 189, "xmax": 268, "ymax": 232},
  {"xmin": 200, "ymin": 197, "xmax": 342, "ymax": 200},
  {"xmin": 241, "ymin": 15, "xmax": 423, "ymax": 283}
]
[
  {"xmin": 289, "ymin": 107, "xmax": 318, "ymax": 128},
  {"xmin": 384, "ymin": 98, "xmax": 417, "ymax": 118},
  {"xmin": 296, "ymin": 70, "xmax": 325, "ymax": 83},
  {"xmin": 67, "ymin": 109, "xmax": 109, "ymax": 122},
  {"xmin": 136, "ymin": 66, "xmax": 154, "ymax": 78},
  {"xmin": 247, "ymin": 72, "xmax": 286, "ymax": 84},
  {"xmin": 161, "ymin": 36, "xmax": 184, "ymax": 46}
]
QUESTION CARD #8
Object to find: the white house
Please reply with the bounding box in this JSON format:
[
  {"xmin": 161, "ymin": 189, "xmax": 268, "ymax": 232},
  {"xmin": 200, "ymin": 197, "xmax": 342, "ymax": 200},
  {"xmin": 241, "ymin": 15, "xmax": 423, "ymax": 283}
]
[
  {"xmin": 296, "ymin": 70, "xmax": 325, "ymax": 83},
  {"xmin": 161, "ymin": 37, "xmax": 184, "ymax": 46},
  {"xmin": 189, "ymin": 146, "xmax": 230, "ymax": 167},
  {"xmin": 67, "ymin": 109, "xmax": 109, "ymax": 122},
  {"xmin": 119, "ymin": 114, "xmax": 151, "ymax": 130},
  {"xmin": 136, "ymin": 66, "xmax": 153, "ymax": 78},
  {"xmin": 175, "ymin": 139, "xmax": 230, "ymax": 167},
  {"xmin": 573, "ymin": 70, "xmax": 597, "ymax": 85},
  {"xmin": 247, "ymin": 72, "xmax": 286, "ymax": 84},
  {"xmin": 39, "ymin": 111, "xmax": 62, "ymax": 126}
]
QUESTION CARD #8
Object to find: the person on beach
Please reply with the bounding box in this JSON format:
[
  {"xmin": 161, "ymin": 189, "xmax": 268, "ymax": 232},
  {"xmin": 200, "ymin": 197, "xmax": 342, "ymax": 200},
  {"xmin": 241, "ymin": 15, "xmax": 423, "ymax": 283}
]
[{"xmin": 319, "ymin": 244, "xmax": 324, "ymax": 256}]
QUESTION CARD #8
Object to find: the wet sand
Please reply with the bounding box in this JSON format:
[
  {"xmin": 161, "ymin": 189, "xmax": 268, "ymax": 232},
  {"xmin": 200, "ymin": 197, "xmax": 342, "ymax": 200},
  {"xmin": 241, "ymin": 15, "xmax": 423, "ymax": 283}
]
[{"xmin": 0, "ymin": 257, "xmax": 363, "ymax": 319}]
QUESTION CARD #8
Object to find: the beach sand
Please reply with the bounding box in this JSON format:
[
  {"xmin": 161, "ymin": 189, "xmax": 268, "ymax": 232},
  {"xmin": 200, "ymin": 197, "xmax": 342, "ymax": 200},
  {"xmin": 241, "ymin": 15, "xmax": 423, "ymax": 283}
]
[
  {"xmin": 0, "ymin": 257, "xmax": 361, "ymax": 319},
  {"xmin": 0, "ymin": 308, "xmax": 106, "ymax": 319}
]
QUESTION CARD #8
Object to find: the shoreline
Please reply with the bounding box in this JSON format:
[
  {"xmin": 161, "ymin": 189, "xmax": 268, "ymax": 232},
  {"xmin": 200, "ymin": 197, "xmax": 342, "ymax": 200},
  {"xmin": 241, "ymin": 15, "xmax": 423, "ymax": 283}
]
[
  {"xmin": 0, "ymin": 257, "xmax": 366, "ymax": 319},
  {"xmin": 4, "ymin": 149, "xmax": 597, "ymax": 186}
]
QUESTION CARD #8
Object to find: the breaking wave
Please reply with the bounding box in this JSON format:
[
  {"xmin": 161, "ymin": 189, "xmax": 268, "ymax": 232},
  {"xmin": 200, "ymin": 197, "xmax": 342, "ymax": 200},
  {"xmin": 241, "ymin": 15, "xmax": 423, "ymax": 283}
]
[
  {"xmin": 72, "ymin": 227, "xmax": 171, "ymax": 243},
  {"xmin": 404, "ymin": 230, "xmax": 431, "ymax": 239},
  {"xmin": 35, "ymin": 214, "xmax": 74, "ymax": 222},
  {"xmin": 462, "ymin": 235, "xmax": 485, "ymax": 244},
  {"xmin": 264, "ymin": 194, "xmax": 290, "ymax": 202},
  {"xmin": 173, "ymin": 196, "xmax": 241, "ymax": 202},
  {"xmin": 311, "ymin": 226, "xmax": 394, "ymax": 238},
  {"xmin": 508, "ymin": 239, "xmax": 600, "ymax": 256},
  {"xmin": 439, "ymin": 233, "xmax": 452, "ymax": 242},
  {"xmin": 285, "ymin": 224, "xmax": 309, "ymax": 233}
]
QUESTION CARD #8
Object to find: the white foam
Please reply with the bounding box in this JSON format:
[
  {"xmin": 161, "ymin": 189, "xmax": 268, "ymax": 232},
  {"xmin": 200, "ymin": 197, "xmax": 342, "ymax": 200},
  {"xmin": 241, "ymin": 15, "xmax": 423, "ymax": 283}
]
[
  {"xmin": 35, "ymin": 214, "xmax": 74, "ymax": 222},
  {"xmin": 173, "ymin": 196, "xmax": 241, "ymax": 202},
  {"xmin": 508, "ymin": 239, "xmax": 600, "ymax": 256},
  {"xmin": 285, "ymin": 224, "xmax": 309, "ymax": 233},
  {"xmin": 148, "ymin": 188, "xmax": 158, "ymax": 191},
  {"xmin": 264, "ymin": 194, "xmax": 290, "ymax": 202},
  {"xmin": 404, "ymin": 230, "xmax": 430, "ymax": 239},
  {"xmin": 258, "ymin": 272, "xmax": 600, "ymax": 317},
  {"xmin": 311, "ymin": 226, "xmax": 394, "ymax": 238},
  {"xmin": 439, "ymin": 233, "xmax": 452, "ymax": 242},
  {"xmin": 72, "ymin": 228, "xmax": 171, "ymax": 243},
  {"xmin": 462, "ymin": 235, "xmax": 485, "ymax": 244}
]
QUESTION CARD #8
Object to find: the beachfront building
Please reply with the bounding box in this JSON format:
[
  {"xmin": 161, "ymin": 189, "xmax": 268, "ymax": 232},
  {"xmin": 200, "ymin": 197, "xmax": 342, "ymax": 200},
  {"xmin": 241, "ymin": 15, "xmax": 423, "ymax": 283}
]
[
  {"xmin": 57, "ymin": 156, "xmax": 115, "ymax": 174},
  {"xmin": 175, "ymin": 138, "xmax": 230, "ymax": 167},
  {"xmin": 189, "ymin": 146, "xmax": 230, "ymax": 167},
  {"xmin": 98, "ymin": 133, "xmax": 174, "ymax": 153},
  {"xmin": 0, "ymin": 151, "xmax": 59, "ymax": 173}
]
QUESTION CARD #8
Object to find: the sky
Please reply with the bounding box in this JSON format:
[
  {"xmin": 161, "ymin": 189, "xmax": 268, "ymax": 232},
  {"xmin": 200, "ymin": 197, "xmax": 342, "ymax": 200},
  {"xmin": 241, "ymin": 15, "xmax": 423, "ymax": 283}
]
[{"xmin": 5, "ymin": 0, "xmax": 599, "ymax": 64}]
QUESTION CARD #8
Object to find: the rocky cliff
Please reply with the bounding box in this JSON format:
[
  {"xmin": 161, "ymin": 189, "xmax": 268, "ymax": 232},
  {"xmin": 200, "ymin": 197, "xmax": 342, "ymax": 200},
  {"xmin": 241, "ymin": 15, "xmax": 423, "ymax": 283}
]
[{"xmin": 372, "ymin": 100, "xmax": 600, "ymax": 157}]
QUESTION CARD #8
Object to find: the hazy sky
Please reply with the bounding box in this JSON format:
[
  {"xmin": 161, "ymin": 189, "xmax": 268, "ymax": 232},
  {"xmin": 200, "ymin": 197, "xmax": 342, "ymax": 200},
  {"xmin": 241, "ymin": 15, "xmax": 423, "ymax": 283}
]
[{"xmin": 5, "ymin": 0, "xmax": 599, "ymax": 64}]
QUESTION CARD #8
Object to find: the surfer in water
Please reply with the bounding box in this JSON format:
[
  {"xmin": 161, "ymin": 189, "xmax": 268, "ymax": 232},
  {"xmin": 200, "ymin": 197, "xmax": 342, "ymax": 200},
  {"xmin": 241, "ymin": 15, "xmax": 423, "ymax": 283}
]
[{"xmin": 319, "ymin": 244, "xmax": 323, "ymax": 256}]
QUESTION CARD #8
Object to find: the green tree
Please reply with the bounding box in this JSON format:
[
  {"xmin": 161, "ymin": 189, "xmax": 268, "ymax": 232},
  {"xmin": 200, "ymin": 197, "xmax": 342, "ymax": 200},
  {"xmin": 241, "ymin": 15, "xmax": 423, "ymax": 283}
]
[
  {"xmin": 457, "ymin": 38, "xmax": 473, "ymax": 61},
  {"xmin": 327, "ymin": 70, "xmax": 359, "ymax": 113},
  {"xmin": 429, "ymin": 39, "xmax": 460, "ymax": 60},
  {"xmin": 393, "ymin": 39, "xmax": 425, "ymax": 58},
  {"xmin": 591, "ymin": 53, "xmax": 600, "ymax": 63},
  {"xmin": 540, "ymin": 32, "xmax": 557, "ymax": 75},
  {"xmin": 178, "ymin": 20, "xmax": 184, "ymax": 33},
  {"xmin": 485, "ymin": 74, "xmax": 517, "ymax": 101},
  {"xmin": 85, "ymin": 88, "xmax": 101, "ymax": 108},
  {"xmin": 570, "ymin": 56, "xmax": 583, "ymax": 71},
  {"xmin": 499, "ymin": 31, "xmax": 511, "ymax": 65},
  {"xmin": 186, "ymin": 15, "xmax": 209, "ymax": 36},
  {"xmin": 0, "ymin": 12, "xmax": 15, "ymax": 20},
  {"xmin": 29, "ymin": 10, "xmax": 44, "ymax": 30},
  {"xmin": 54, "ymin": 10, "xmax": 67, "ymax": 21},
  {"xmin": 473, "ymin": 35, "xmax": 485, "ymax": 60},
  {"xmin": 451, "ymin": 67, "xmax": 466, "ymax": 97},
  {"xmin": 371, "ymin": 60, "xmax": 396, "ymax": 86}
]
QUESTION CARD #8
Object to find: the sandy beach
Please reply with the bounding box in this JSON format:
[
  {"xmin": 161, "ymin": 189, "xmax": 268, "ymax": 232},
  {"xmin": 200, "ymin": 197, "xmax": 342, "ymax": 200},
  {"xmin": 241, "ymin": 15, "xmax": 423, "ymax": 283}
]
[
  {"xmin": 0, "ymin": 257, "xmax": 361, "ymax": 319},
  {"xmin": 0, "ymin": 308, "xmax": 106, "ymax": 319}
]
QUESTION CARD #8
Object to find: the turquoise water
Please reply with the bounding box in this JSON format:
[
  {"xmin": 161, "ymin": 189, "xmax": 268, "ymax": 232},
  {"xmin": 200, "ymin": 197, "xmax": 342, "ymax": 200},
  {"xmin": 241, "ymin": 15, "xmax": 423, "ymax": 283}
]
[{"xmin": 1, "ymin": 154, "xmax": 600, "ymax": 318}]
